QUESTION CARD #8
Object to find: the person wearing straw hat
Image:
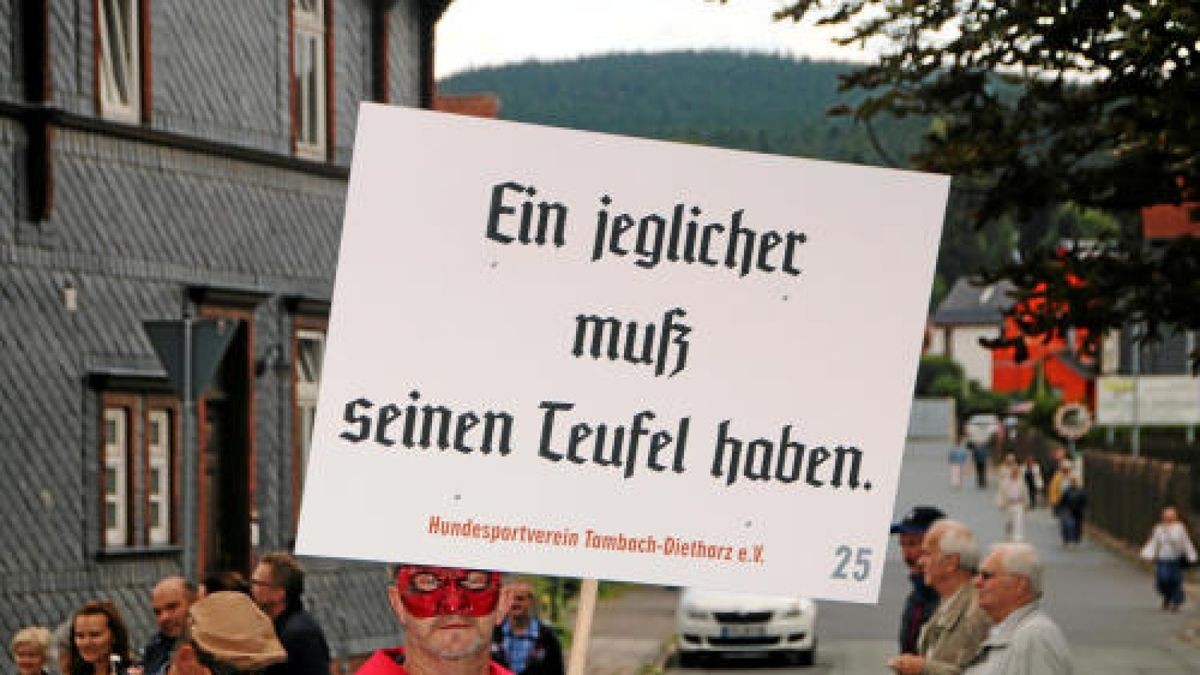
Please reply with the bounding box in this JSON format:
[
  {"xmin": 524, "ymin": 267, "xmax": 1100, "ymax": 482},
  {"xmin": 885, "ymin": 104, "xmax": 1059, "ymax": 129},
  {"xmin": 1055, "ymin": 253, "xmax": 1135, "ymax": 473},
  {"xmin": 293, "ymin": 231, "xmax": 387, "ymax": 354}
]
[
  {"xmin": 357, "ymin": 565, "xmax": 514, "ymax": 675},
  {"xmin": 166, "ymin": 591, "xmax": 287, "ymax": 675}
]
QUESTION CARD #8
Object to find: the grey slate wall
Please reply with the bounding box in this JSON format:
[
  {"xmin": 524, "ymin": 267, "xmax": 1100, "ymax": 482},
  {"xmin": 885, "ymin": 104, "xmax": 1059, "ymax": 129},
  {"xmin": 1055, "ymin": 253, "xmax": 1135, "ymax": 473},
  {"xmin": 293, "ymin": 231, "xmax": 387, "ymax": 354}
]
[
  {"xmin": 51, "ymin": 130, "xmax": 344, "ymax": 280},
  {"xmin": 49, "ymin": 2, "xmax": 91, "ymax": 116},
  {"xmin": 0, "ymin": 119, "xmax": 16, "ymax": 235},
  {"xmin": 389, "ymin": 1, "xmax": 423, "ymax": 109},
  {"xmin": 0, "ymin": 1, "xmax": 15, "ymax": 101},
  {"xmin": 1, "ymin": 0, "xmax": 435, "ymax": 664},
  {"xmin": 152, "ymin": 1, "xmax": 291, "ymax": 154},
  {"xmin": 334, "ymin": 2, "xmax": 369, "ymax": 166}
]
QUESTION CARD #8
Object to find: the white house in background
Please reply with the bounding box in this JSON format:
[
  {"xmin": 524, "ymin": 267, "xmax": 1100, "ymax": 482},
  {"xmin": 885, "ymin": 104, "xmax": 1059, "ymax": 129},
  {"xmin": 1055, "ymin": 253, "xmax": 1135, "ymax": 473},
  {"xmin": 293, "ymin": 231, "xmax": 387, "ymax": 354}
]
[{"xmin": 928, "ymin": 278, "xmax": 1014, "ymax": 388}]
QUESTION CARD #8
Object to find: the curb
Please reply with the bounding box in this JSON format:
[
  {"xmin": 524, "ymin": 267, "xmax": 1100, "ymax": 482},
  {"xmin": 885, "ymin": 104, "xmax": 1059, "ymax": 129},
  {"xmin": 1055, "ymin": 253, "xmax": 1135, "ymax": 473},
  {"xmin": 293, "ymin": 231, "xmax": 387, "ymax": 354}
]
[{"xmin": 641, "ymin": 637, "xmax": 674, "ymax": 675}]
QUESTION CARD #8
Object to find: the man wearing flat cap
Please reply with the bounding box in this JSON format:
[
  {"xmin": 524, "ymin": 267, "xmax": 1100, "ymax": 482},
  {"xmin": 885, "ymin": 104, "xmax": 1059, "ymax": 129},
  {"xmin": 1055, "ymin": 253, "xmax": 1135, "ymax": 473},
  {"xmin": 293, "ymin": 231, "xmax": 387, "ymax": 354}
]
[
  {"xmin": 892, "ymin": 505, "xmax": 946, "ymax": 655},
  {"xmin": 168, "ymin": 591, "xmax": 288, "ymax": 675},
  {"xmin": 357, "ymin": 564, "xmax": 514, "ymax": 675}
]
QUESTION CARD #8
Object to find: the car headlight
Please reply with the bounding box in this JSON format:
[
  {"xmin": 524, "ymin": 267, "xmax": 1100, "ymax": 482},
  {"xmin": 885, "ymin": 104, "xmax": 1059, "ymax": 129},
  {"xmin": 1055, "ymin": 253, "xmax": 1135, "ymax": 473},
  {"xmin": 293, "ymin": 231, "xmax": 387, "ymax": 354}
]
[
  {"xmin": 684, "ymin": 607, "xmax": 708, "ymax": 620},
  {"xmin": 782, "ymin": 599, "xmax": 815, "ymax": 618}
]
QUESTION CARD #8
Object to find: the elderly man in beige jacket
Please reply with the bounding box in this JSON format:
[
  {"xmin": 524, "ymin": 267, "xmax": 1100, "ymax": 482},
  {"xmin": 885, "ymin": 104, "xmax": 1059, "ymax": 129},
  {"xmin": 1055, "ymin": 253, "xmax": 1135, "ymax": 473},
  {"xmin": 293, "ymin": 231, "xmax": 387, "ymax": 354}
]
[{"xmin": 888, "ymin": 520, "xmax": 992, "ymax": 675}]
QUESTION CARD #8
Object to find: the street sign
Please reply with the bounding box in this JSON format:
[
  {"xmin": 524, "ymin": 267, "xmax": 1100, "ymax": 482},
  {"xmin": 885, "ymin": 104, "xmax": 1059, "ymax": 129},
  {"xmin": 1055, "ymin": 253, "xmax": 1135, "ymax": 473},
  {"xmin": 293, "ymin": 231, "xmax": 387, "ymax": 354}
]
[
  {"xmin": 1095, "ymin": 376, "xmax": 1200, "ymax": 425},
  {"xmin": 144, "ymin": 318, "xmax": 238, "ymax": 400},
  {"xmin": 1054, "ymin": 403, "xmax": 1093, "ymax": 441},
  {"xmin": 295, "ymin": 105, "xmax": 949, "ymax": 603}
]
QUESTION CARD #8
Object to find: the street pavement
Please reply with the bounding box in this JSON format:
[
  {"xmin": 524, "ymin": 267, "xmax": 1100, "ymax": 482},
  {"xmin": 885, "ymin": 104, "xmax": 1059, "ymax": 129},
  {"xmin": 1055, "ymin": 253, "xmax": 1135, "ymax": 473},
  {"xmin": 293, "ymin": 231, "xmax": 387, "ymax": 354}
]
[{"xmin": 581, "ymin": 439, "xmax": 1200, "ymax": 674}]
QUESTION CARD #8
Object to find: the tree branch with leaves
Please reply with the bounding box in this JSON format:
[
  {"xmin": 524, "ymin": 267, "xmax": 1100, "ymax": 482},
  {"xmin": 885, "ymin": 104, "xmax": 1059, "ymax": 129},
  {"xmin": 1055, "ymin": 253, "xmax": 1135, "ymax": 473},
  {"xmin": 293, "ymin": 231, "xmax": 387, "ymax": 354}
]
[{"xmin": 729, "ymin": 0, "xmax": 1200, "ymax": 367}]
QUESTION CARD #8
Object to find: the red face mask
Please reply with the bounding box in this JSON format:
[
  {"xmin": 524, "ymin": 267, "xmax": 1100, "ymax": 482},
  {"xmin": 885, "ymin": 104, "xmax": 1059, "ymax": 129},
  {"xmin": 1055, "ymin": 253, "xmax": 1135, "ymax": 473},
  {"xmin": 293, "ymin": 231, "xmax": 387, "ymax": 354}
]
[{"xmin": 395, "ymin": 566, "xmax": 501, "ymax": 618}]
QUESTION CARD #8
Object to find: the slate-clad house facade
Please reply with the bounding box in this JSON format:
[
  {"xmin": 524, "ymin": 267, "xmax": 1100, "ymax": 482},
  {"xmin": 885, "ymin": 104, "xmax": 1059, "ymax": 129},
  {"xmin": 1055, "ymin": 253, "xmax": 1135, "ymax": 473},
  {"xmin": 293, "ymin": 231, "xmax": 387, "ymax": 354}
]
[{"xmin": 1, "ymin": 0, "xmax": 450, "ymax": 663}]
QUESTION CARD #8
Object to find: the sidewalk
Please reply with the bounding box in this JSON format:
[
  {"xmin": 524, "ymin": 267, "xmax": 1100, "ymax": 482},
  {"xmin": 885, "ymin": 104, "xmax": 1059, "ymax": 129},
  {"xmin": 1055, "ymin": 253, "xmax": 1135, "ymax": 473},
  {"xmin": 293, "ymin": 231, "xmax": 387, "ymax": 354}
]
[
  {"xmin": 906, "ymin": 441, "xmax": 1200, "ymax": 674},
  {"xmin": 583, "ymin": 585, "xmax": 678, "ymax": 675}
]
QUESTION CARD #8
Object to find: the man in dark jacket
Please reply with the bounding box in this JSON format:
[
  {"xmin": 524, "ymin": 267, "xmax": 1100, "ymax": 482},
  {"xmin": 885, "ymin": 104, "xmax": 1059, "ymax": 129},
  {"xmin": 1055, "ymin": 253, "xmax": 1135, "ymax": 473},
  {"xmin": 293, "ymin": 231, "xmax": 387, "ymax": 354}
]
[
  {"xmin": 251, "ymin": 552, "xmax": 331, "ymax": 675},
  {"xmin": 891, "ymin": 505, "xmax": 946, "ymax": 655},
  {"xmin": 490, "ymin": 580, "xmax": 563, "ymax": 675},
  {"xmin": 143, "ymin": 576, "xmax": 196, "ymax": 675}
]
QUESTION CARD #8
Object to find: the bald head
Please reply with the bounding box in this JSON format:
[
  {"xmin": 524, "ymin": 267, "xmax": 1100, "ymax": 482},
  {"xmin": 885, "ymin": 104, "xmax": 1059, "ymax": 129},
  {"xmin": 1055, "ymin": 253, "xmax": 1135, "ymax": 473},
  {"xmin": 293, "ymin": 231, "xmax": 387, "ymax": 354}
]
[
  {"xmin": 505, "ymin": 580, "xmax": 537, "ymax": 627},
  {"xmin": 152, "ymin": 576, "xmax": 196, "ymax": 638}
]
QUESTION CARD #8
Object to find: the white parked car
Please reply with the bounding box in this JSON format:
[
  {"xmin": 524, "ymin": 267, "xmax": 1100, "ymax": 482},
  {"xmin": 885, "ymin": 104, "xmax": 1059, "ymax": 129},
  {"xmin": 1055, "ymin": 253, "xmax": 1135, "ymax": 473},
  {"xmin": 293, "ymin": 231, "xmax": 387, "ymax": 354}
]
[{"xmin": 675, "ymin": 588, "xmax": 818, "ymax": 666}]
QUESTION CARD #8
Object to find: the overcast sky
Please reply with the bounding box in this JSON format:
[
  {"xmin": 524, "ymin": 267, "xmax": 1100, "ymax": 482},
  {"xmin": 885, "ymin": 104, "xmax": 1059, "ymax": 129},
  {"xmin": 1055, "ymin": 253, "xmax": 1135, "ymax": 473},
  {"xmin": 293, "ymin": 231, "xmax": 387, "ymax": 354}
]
[{"xmin": 435, "ymin": 0, "xmax": 878, "ymax": 79}]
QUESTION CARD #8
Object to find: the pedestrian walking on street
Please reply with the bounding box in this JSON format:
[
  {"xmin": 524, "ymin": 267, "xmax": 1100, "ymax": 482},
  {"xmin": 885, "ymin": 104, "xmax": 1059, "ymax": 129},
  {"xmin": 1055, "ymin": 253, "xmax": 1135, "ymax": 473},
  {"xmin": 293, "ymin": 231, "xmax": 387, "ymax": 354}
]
[
  {"xmin": 948, "ymin": 437, "xmax": 969, "ymax": 490},
  {"xmin": 1140, "ymin": 506, "xmax": 1199, "ymax": 611},
  {"xmin": 1056, "ymin": 472, "xmax": 1087, "ymax": 546},
  {"xmin": 886, "ymin": 520, "xmax": 992, "ymax": 675},
  {"xmin": 1049, "ymin": 464, "xmax": 1085, "ymax": 546},
  {"xmin": 1021, "ymin": 457, "xmax": 1043, "ymax": 508},
  {"xmin": 891, "ymin": 505, "xmax": 947, "ymax": 655},
  {"xmin": 963, "ymin": 543, "xmax": 1074, "ymax": 675},
  {"xmin": 1046, "ymin": 462, "xmax": 1066, "ymax": 511},
  {"xmin": 969, "ymin": 440, "xmax": 990, "ymax": 489},
  {"xmin": 996, "ymin": 458, "xmax": 1029, "ymax": 542}
]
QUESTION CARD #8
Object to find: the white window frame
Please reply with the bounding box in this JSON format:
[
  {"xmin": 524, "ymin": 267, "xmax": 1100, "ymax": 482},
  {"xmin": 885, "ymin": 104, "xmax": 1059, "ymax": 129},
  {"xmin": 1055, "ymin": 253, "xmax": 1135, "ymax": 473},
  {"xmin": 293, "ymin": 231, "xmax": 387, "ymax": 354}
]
[
  {"xmin": 98, "ymin": 0, "xmax": 141, "ymax": 122},
  {"xmin": 146, "ymin": 408, "xmax": 173, "ymax": 545},
  {"xmin": 295, "ymin": 329, "xmax": 325, "ymax": 490},
  {"xmin": 103, "ymin": 407, "xmax": 131, "ymax": 547},
  {"xmin": 293, "ymin": 0, "xmax": 327, "ymax": 160}
]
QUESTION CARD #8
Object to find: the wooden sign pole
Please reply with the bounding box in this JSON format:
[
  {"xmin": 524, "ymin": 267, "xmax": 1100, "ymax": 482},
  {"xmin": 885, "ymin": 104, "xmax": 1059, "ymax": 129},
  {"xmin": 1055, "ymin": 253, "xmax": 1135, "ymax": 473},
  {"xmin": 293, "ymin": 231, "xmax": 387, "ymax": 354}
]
[{"xmin": 566, "ymin": 578, "xmax": 599, "ymax": 675}]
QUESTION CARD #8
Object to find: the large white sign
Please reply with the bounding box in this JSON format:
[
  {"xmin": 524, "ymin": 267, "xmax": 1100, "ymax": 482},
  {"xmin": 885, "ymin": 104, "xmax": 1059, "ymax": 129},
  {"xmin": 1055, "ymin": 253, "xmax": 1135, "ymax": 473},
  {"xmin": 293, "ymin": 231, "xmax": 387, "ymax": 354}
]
[
  {"xmin": 295, "ymin": 104, "xmax": 948, "ymax": 603},
  {"xmin": 1096, "ymin": 376, "xmax": 1200, "ymax": 425}
]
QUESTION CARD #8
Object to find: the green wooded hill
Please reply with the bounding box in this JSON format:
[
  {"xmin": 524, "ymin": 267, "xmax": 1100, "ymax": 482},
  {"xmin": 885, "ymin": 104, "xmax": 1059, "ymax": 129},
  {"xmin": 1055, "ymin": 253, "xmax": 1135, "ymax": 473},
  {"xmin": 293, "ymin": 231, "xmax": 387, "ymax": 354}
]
[
  {"xmin": 440, "ymin": 51, "xmax": 1104, "ymax": 309},
  {"xmin": 438, "ymin": 50, "xmax": 927, "ymax": 167}
]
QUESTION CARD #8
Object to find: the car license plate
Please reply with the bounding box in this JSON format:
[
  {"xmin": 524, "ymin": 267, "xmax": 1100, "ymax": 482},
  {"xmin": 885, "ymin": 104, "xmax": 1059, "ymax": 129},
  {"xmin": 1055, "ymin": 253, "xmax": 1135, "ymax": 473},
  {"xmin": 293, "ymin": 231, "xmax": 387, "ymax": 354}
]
[{"xmin": 720, "ymin": 625, "xmax": 766, "ymax": 638}]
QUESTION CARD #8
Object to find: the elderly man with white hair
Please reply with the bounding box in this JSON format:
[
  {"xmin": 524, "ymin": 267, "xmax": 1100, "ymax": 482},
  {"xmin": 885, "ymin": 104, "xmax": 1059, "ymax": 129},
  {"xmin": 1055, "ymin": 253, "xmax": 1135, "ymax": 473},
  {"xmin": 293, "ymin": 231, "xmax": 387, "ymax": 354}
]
[
  {"xmin": 963, "ymin": 543, "xmax": 1073, "ymax": 675},
  {"xmin": 888, "ymin": 519, "xmax": 992, "ymax": 674}
]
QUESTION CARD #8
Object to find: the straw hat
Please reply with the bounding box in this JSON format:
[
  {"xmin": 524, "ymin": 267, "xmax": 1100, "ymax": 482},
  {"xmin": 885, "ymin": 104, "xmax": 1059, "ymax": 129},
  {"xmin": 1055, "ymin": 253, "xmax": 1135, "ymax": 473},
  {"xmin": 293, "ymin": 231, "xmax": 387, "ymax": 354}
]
[{"xmin": 187, "ymin": 592, "xmax": 287, "ymax": 671}]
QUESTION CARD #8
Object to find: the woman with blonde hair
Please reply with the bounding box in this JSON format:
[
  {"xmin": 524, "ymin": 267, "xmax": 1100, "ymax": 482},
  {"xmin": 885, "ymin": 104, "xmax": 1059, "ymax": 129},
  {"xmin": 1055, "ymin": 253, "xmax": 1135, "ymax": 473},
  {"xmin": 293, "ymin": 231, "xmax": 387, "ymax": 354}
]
[{"xmin": 12, "ymin": 625, "xmax": 53, "ymax": 675}]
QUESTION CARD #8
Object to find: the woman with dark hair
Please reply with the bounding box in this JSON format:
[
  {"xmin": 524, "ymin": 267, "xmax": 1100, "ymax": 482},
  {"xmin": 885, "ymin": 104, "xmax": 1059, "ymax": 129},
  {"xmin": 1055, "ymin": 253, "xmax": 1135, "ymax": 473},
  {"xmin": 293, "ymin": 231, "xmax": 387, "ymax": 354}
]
[
  {"xmin": 199, "ymin": 569, "xmax": 252, "ymax": 597},
  {"xmin": 68, "ymin": 600, "xmax": 135, "ymax": 675}
]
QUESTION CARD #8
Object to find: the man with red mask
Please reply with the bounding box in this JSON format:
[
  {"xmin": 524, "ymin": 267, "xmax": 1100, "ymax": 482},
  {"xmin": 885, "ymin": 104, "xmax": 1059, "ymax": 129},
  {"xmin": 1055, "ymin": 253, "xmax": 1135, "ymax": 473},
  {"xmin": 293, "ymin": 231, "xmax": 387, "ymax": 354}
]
[{"xmin": 358, "ymin": 565, "xmax": 514, "ymax": 675}]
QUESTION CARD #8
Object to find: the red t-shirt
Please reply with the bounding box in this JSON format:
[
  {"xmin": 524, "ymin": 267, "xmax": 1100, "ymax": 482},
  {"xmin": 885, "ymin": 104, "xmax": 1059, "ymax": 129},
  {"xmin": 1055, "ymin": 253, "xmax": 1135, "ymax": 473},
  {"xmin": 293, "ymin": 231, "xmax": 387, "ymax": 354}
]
[{"xmin": 357, "ymin": 648, "xmax": 513, "ymax": 675}]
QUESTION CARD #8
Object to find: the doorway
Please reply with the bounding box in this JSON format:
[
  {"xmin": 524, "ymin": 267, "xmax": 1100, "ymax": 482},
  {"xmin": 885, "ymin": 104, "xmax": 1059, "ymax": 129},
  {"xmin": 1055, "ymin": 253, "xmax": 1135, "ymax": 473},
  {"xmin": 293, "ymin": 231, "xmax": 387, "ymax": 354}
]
[{"xmin": 201, "ymin": 319, "xmax": 251, "ymax": 575}]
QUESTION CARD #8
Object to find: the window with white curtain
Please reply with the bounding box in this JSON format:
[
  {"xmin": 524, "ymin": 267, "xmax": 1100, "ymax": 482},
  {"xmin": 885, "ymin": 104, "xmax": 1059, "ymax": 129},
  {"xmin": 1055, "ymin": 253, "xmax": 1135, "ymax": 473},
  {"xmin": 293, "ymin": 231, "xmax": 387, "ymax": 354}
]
[
  {"xmin": 101, "ymin": 396, "xmax": 177, "ymax": 549},
  {"xmin": 293, "ymin": 0, "xmax": 327, "ymax": 159},
  {"xmin": 103, "ymin": 407, "xmax": 130, "ymax": 547},
  {"xmin": 146, "ymin": 408, "xmax": 173, "ymax": 545},
  {"xmin": 295, "ymin": 329, "xmax": 325, "ymax": 498},
  {"xmin": 98, "ymin": 0, "xmax": 140, "ymax": 121}
]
